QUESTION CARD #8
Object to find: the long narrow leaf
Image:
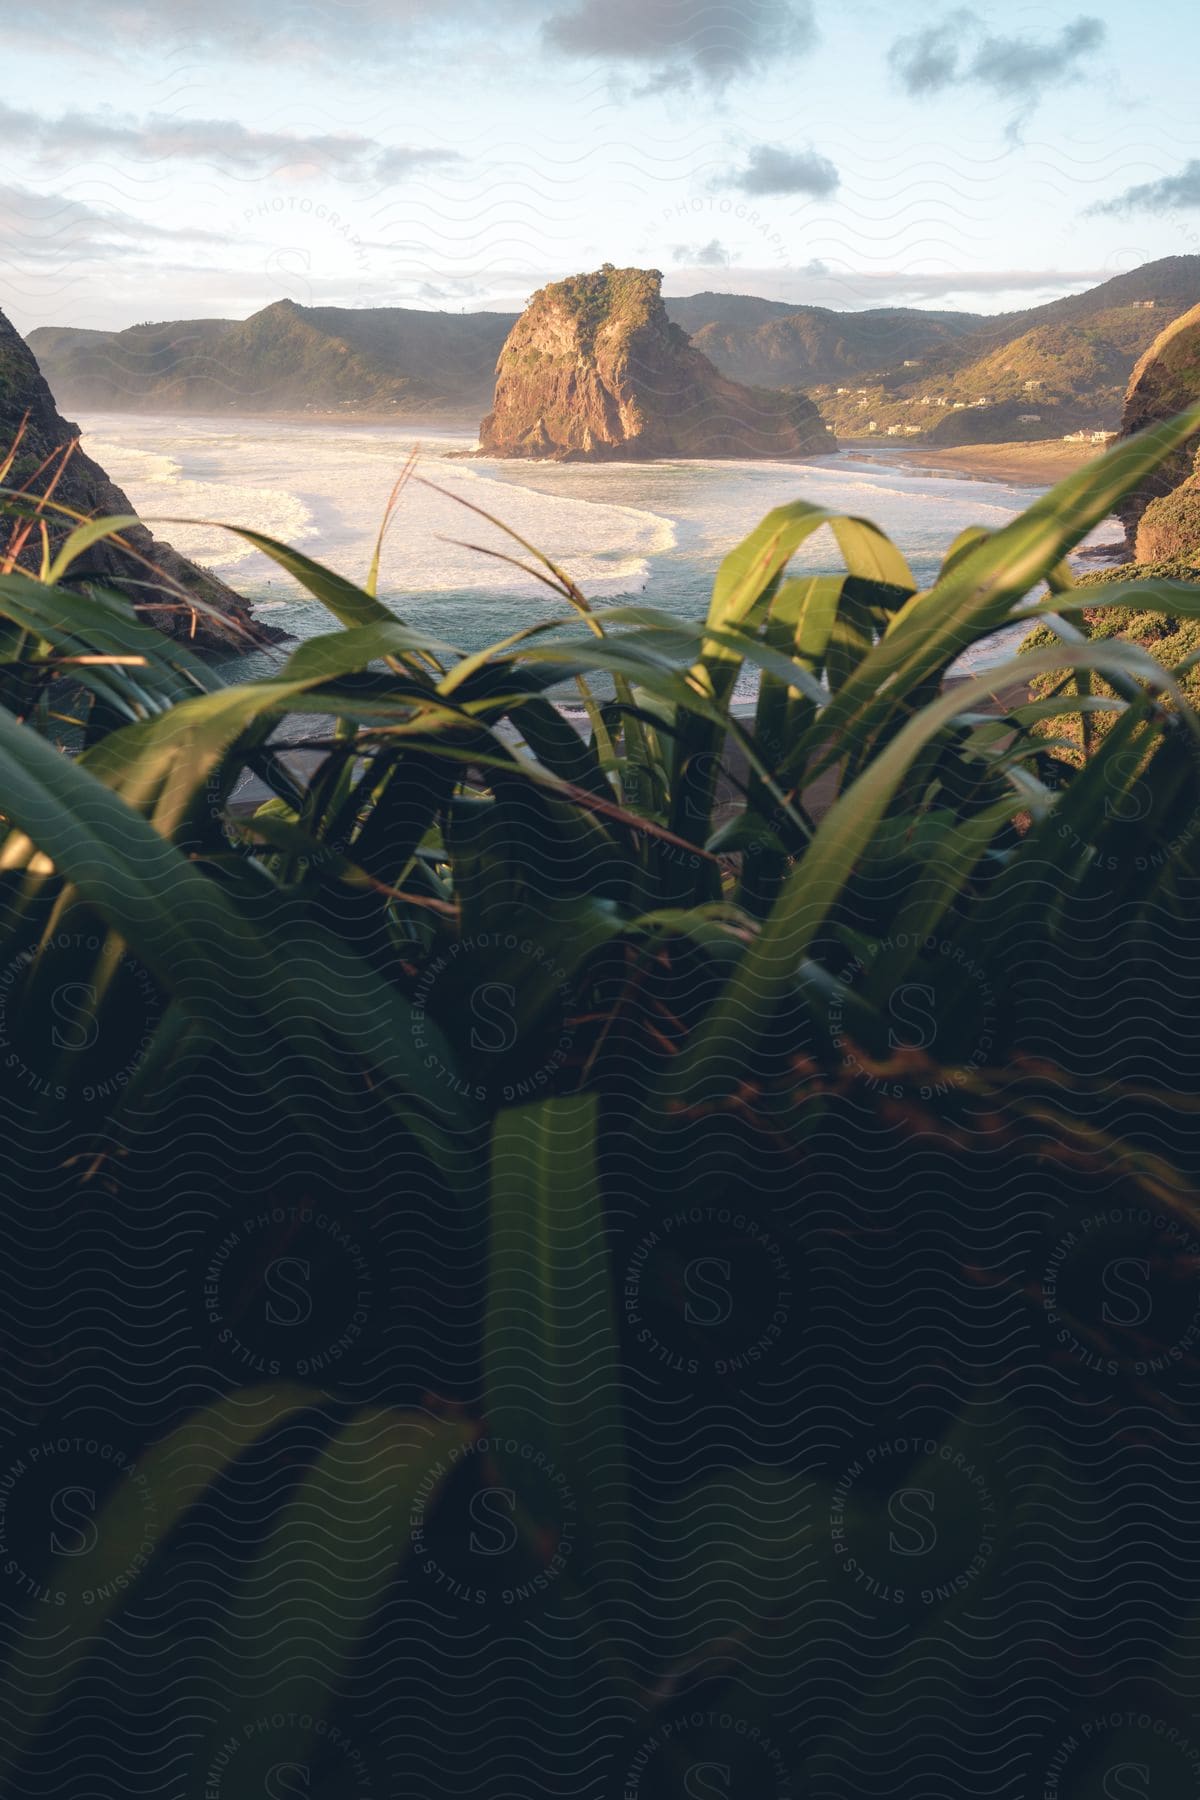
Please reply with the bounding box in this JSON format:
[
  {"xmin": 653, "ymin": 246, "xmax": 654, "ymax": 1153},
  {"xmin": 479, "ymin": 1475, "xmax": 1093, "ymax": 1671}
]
[{"xmin": 485, "ymin": 1095, "xmax": 629, "ymax": 1621}]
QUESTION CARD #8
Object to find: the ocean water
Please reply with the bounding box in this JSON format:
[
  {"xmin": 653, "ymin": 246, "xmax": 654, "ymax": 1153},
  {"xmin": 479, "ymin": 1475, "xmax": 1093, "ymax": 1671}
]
[{"xmin": 79, "ymin": 413, "xmax": 1119, "ymax": 699}]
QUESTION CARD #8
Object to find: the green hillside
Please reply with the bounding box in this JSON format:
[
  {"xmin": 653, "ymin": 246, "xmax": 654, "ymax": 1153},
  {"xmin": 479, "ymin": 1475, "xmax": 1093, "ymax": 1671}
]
[
  {"xmin": 23, "ymin": 257, "xmax": 1200, "ymax": 440},
  {"xmin": 25, "ymin": 299, "xmax": 516, "ymax": 417},
  {"xmin": 798, "ymin": 259, "xmax": 1200, "ymax": 443},
  {"xmin": 686, "ymin": 305, "xmax": 982, "ymax": 389},
  {"xmin": 663, "ymin": 291, "xmax": 827, "ymax": 331}
]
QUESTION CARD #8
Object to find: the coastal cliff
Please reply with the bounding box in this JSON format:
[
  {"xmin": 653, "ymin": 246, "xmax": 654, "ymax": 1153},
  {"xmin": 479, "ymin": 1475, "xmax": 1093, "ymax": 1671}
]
[
  {"xmin": 1116, "ymin": 300, "xmax": 1200, "ymax": 560},
  {"xmin": 3, "ymin": 306, "xmax": 269, "ymax": 652},
  {"xmin": 478, "ymin": 266, "xmax": 832, "ymax": 461}
]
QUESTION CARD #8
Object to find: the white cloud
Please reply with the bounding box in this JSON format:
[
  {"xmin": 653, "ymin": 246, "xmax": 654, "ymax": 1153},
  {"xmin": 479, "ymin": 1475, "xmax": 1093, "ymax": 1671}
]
[
  {"xmin": 718, "ymin": 145, "xmax": 839, "ymax": 198},
  {"xmin": 543, "ymin": 0, "xmax": 816, "ymax": 84},
  {"xmin": 0, "ymin": 101, "xmax": 459, "ymax": 183},
  {"xmin": 1091, "ymin": 160, "xmax": 1200, "ymax": 216},
  {"xmin": 888, "ymin": 12, "xmax": 1105, "ymax": 106},
  {"xmin": 671, "ymin": 238, "xmax": 733, "ymax": 266}
]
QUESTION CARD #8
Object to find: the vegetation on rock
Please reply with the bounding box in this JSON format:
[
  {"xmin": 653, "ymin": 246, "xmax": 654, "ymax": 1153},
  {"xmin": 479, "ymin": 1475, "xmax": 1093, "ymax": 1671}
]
[
  {"xmin": 1116, "ymin": 299, "xmax": 1200, "ymax": 555},
  {"xmin": 1021, "ymin": 554, "xmax": 1200, "ymax": 760},
  {"xmin": 1137, "ymin": 460, "xmax": 1200, "ymax": 560},
  {"xmin": 479, "ymin": 265, "xmax": 832, "ymax": 460}
]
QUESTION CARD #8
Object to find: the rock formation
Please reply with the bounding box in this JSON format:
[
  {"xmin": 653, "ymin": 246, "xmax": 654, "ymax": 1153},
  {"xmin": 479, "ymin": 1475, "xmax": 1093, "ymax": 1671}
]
[
  {"xmin": 478, "ymin": 266, "xmax": 832, "ymax": 461},
  {"xmin": 2, "ymin": 305, "xmax": 269, "ymax": 652},
  {"xmin": 1115, "ymin": 300, "xmax": 1200, "ymax": 560}
]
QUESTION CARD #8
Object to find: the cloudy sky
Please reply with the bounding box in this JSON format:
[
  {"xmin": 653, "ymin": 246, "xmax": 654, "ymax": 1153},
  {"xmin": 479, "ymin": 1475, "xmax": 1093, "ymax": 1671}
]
[{"xmin": 0, "ymin": 0, "xmax": 1197, "ymax": 332}]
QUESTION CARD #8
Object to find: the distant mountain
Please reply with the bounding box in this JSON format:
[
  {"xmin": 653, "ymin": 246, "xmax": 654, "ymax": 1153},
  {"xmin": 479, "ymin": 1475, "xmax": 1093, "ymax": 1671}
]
[
  {"xmin": 479, "ymin": 266, "xmax": 830, "ymax": 462},
  {"xmin": 0, "ymin": 305, "xmax": 267, "ymax": 652},
  {"xmin": 661, "ymin": 292, "xmax": 811, "ymax": 333},
  {"xmin": 26, "ymin": 292, "xmax": 979, "ymax": 419},
  {"xmin": 26, "ymin": 299, "xmax": 517, "ymax": 417},
  {"xmin": 23, "ymin": 256, "xmax": 1200, "ymax": 447},
  {"xmin": 792, "ymin": 257, "xmax": 1200, "ymax": 445},
  {"xmin": 684, "ymin": 306, "xmax": 983, "ymax": 390}
]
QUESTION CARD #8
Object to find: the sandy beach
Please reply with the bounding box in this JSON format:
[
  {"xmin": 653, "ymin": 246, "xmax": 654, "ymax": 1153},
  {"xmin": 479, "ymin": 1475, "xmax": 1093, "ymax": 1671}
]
[{"xmin": 887, "ymin": 438, "xmax": 1102, "ymax": 487}]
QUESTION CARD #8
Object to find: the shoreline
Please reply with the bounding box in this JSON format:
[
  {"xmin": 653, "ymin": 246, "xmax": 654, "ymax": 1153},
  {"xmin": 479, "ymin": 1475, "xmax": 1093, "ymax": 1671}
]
[
  {"xmin": 74, "ymin": 408, "xmax": 1104, "ymax": 490},
  {"xmin": 71, "ymin": 404, "xmax": 485, "ymax": 433},
  {"xmin": 867, "ymin": 437, "xmax": 1103, "ymax": 488}
]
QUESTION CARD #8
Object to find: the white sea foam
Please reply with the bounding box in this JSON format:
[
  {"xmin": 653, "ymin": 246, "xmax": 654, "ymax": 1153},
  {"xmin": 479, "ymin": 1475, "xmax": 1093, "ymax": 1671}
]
[
  {"xmin": 85, "ymin": 442, "xmax": 183, "ymax": 487},
  {"xmin": 73, "ymin": 413, "xmax": 1119, "ymax": 676},
  {"xmin": 384, "ymin": 459, "xmax": 678, "ymax": 595},
  {"xmin": 83, "ymin": 415, "xmax": 680, "ymax": 597},
  {"xmin": 83, "ymin": 427, "xmax": 318, "ymax": 572}
]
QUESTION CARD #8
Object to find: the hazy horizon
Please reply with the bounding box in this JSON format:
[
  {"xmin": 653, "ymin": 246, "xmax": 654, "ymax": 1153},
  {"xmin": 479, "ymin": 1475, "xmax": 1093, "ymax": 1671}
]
[{"xmin": 23, "ymin": 264, "xmax": 1126, "ymax": 338}]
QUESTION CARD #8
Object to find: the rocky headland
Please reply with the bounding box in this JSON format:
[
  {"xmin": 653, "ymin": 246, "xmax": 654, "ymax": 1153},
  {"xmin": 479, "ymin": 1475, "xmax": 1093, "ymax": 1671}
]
[
  {"xmin": 1115, "ymin": 300, "xmax": 1200, "ymax": 561},
  {"xmin": 477, "ymin": 266, "xmax": 832, "ymax": 462}
]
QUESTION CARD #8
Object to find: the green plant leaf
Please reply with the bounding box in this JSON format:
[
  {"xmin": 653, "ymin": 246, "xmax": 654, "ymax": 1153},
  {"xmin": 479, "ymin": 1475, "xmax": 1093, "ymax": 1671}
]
[
  {"xmin": 668, "ymin": 637, "xmax": 1195, "ymax": 1102},
  {"xmin": 0, "ymin": 706, "xmax": 478, "ymax": 1159},
  {"xmin": 148, "ymin": 518, "xmax": 397, "ymax": 629},
  {"xmin": 485, "ymin": 1095, "xmax": 629, "ymax": 1622},
  {"xmin": 203, "ymin": 1408, "xmax": 472, "ymax": 1789},
  {"xmin": 0, "ymin": 1386, "xmax": 319, "ymax": 1790},
  {"xmin": 43, "ymin": 515, "xmax": 142, "ymax": 586}
]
